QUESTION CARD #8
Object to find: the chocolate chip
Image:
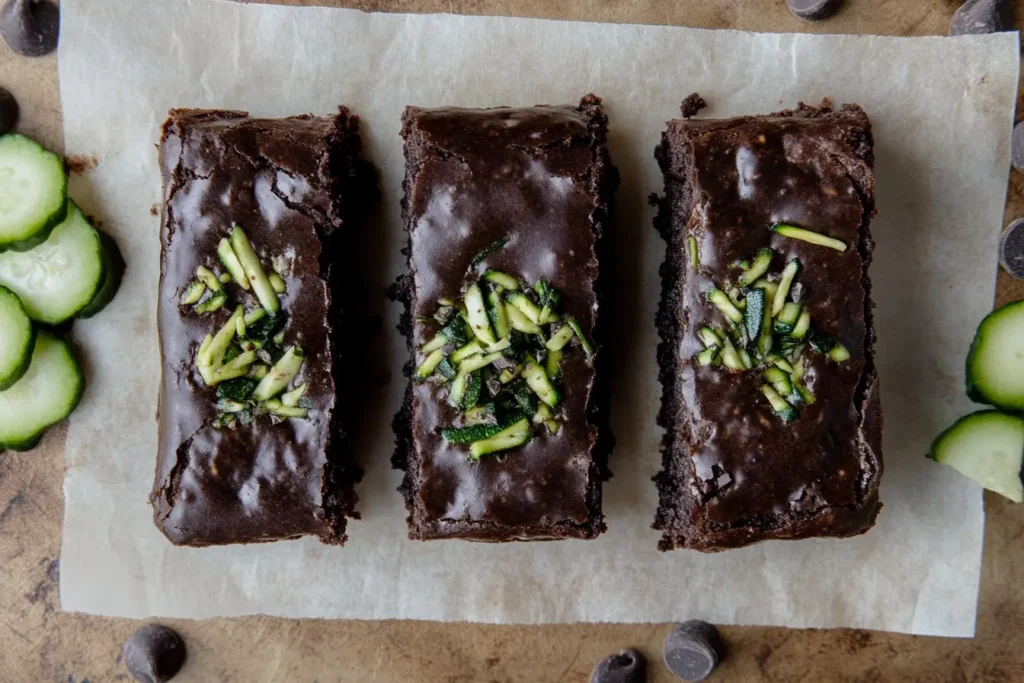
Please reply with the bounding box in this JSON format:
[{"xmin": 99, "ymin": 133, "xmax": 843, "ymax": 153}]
[
  {"xmin": 680, "ymin": 93, "xmax": 707, "ymax": 119},
  {"xmin": 1000, "ymin": 218, "xmax": 1024, "ymax": 279},
  {"xmin": 1011, "ymin": 122, "xmax": 1024, "ymax": 173},
  {"xmin": 590, "ymin": 648, "xmax": 646, "ymax": 683},
  {"xmin": 948, "ymin": 0, "xmax": 1012, "ymax": 35},
  {"xmin": 122, "ymin": 624, "xmax": 187, "ymax": 683},
  {"xmin": 663, "ymin": 621, "xmax": 722, "ymax": 681},
  {"xmin": 0, "ymin": 87, "xmax": 17, "ymax": 135},
  {"xmin": 786, "ymin": 0, "xmax": 844, "ymax": 21},
  {"xmin": 0, "ymin": 0, "xmax": 59, "ymax": 57}
]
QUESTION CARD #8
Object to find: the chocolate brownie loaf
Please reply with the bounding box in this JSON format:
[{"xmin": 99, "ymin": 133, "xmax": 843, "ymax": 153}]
[
  {"xmin": 653, "ymin": 101, "xmax": 883, "ymax": 551},
  {"xmin": 153, "ymin": 109, "xmax": 365, "ymax": 546},
  {"xmin": 391, "ymin": 96, "xmax": 617, "ymax": 541}
]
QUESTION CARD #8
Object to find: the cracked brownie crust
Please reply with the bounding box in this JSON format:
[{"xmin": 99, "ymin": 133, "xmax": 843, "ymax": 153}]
[
  {"xmin": 152, "ymin": 109, "xmax": 363, "ymax": 546},
  {"xmin": 390, "ymin": 96, "xmax": 617, "ymax": 541},
  {"xmin": 653, "ymin": 101, "xmax": 883, "ymax": 551}
]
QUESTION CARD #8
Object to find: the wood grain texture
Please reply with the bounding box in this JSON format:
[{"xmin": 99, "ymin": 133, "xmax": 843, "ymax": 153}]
[{"xmin": 2, "ymin": 1, "xmax": 1023, "ymax": 681}]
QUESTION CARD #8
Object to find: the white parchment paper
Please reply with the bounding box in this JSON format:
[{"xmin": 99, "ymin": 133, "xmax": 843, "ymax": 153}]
[{"xmin": 56, "ymin": 0, "xmax": 1019, "ymax": 637}]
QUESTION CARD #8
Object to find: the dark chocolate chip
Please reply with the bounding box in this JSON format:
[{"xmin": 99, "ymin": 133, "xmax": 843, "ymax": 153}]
[
  {"xmin": 0, "ymin": 0, "xmax": 59, "ymax": 57},
  {"xmin": 0, "ymin": 87, "xmax": 17, "ymax": 135},
  {"xmin": 786, "ymin": 0, "xmax": 844, "ymax": 21},
  {"xmin": 663, "ymin": 621, "xmax": 722, "ymax": 682},
  {"xmin": 948, "ymin": 0, "xmax": 1012, "ymax": 36},
  {"xmin": 122, "ymin": 624, "xmax": 187, "ymax": 683},
  {"xmin": 1000, "ymin": 218, "xmax": 1024, "ymax": 279},
  {"xmin": 1011, "ymin": 121, "xmax": 1024, "ymax": 173},
  {"xmin": 590, "ymin": 648, "xmax": 646, "ymax": 683},
  {"xmin": 680, "ymin": 93, "xmax": 707, "ymax": 119}
]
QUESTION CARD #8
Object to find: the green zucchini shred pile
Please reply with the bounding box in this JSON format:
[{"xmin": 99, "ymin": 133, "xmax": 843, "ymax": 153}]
[
  {"xmin": 697, "ymin": 240, "xmax": 851, "ymax": 423},
  {"xmin": 418, "ymin": 269, "xmax": 594, "ymax": 459}
]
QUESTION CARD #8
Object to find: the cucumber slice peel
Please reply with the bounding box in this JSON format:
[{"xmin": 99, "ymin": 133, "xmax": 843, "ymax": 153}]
[
  {"xmin": 76, "ymin": 230, "xmax": 123, "ymax": 319},
  {"xmin": 930, "ymin": 410, "xmax": 1024, "ymax": 503},
  {"xmin": 0, "ymin": 134, "xmax": 68, "ymax": 251},
  {"xmin": 0, "ymin": 331, "xmax": 83, "ymax": 451},
  {"xmin": 0, "ymin": 285, "xmax": 35, "ymax": 390},
  {"xmin": 966, "ymin": 300, "xmax": 1024, "ymax": 411}
]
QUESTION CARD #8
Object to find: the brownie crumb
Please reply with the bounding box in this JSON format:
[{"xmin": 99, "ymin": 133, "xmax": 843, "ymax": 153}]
[
  {"xmin": 150, "ymin": 204, "xmax": 159, "ymax": 216},
  {"xmin": 66, "ymin": 154, "xmax": 97, "ymax": 174},
  {"xmin": 680, "ymin": 93, "xmax": 707, "ymax": 119}
]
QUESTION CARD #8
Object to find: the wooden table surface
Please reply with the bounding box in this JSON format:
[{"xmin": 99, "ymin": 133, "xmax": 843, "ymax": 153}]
[{"xmin": 2, "ymin": 1, "xmax": 1023, "ymax": 681}]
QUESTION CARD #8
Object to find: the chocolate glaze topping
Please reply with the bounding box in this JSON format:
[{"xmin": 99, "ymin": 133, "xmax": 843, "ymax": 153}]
[
  {"xmin": 654, "ymin": 101, "xmax": 883, "ymax": 551},
  {"xmin": 152, "ymin": 109, "xmax": 361, "ymax": 546},
  {"xmin": 394, "ymin": 97, "xmax": 616, "ymax": 540},
  {"xmin": 0, "ymin": 0, "xmax": 59, "ymax": 57}
]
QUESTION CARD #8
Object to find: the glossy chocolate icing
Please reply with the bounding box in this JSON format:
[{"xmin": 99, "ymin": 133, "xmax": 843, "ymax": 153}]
[
  {"xmin": 396, "ymin": 98, "xmax": 615, "ymax": 540},
  {"xmin": 654, "ymin": 102, "xmax": 883, "ymax": 551},
  {"xmin": 153, "ymin": 109, "xmax": 360, "ymax": 546}
]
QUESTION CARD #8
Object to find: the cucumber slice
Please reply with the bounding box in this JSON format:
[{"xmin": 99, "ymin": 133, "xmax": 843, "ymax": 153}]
[
  {"xmin": 76, "ymin": 230, "xmax": 123, "ymax": 318},
  {"xmin": 0, "ymin": 202, "xmax": 104, "ymax": 324},
  {"xmin": 0, "ymin": 134, "xmax": 68, "ymax": 251},
  {"xmin": 966, "ymin": 300, "xmax": 1024, "ymax": 411},
  {"xmin": 0, "ymin": 331, "xmax": 83, "ymax": 451},
  {"xmin": 0, "ymin": 285, "xmax": 35, "ymax": 390},
  {"xmin": 930, "ymin": 410, "xmax": 1024, "ymax": 502}
]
